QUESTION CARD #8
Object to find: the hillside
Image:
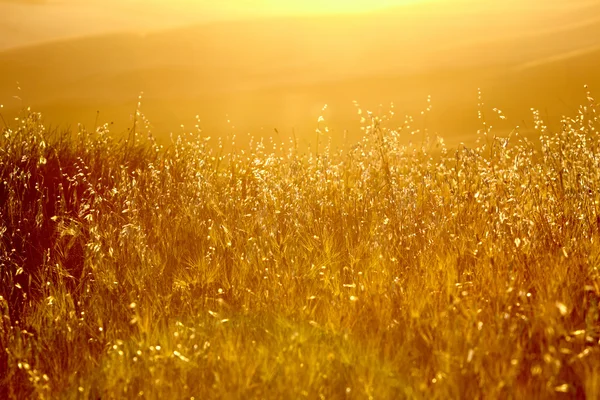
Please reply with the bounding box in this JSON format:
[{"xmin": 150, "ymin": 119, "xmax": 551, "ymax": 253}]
[{"xmin": 1, "ymin": 0, "xmax": 599, "ymax": 146}]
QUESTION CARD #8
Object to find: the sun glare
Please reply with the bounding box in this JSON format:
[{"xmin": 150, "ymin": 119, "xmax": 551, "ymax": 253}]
[{"xmin": 144, "ymin": 0, "xmax": 426, "ymax": 16}]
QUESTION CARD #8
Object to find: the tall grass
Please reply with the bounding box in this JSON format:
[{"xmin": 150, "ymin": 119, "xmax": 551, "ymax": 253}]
[{"xmin": 1, "ymin": 92, "xmax": 600, "ymax": 399}]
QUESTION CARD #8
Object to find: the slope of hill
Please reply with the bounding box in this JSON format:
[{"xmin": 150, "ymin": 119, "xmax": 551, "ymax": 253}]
[{"xmin": 1, "ymin": 0, "xmax": 599, "ymax": 146}]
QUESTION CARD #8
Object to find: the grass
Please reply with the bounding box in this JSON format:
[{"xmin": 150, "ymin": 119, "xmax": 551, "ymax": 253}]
[{"xmin": 1, "ymin": 91, "xmax": 600, "ymax": 399}]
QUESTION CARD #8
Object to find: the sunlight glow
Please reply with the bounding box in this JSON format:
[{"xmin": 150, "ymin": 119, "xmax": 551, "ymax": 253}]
[{"xmin": 139, "ymin": 0, "xmax": 426, "ymax": 16}]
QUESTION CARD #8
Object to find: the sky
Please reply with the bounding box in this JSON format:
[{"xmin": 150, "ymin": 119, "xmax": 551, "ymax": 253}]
[
  {"xmin": 134, "ymin": 0, "xmax": 425, "ymax": 14},
  {"xmin": 0, "ymin": 0, "xmax": 430, "ymax": 50},
  {"xmin": 2, "ymin": 0, "xmax": 593, "ymax": 50}
]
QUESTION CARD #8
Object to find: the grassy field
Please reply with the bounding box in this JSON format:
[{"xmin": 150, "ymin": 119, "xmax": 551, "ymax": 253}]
[{"xmin": 1, "ymin": 92, "xmax": 600, "ymax": 399}]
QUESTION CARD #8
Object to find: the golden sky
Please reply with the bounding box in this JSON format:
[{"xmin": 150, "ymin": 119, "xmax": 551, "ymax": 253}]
[
  {"xmin": 2, "ymin": 0, "xmax": 593, "ymax": 50},
  {"xmin": 138, "ymin": 0, "xmax": 424, "ymax": 14},
  {"xmin": 0, "ymin": 0, "xmax": 429, "ymax": 50}
]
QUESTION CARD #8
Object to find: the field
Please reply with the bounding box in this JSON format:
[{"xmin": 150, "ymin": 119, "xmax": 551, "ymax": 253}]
[
  {"xmin": 2, "ymin": 2, "xmax": 600, "ymax": 398},
  {"xmin": 1, "ymin": 91, "xmax": 600, "ymax": 398}
]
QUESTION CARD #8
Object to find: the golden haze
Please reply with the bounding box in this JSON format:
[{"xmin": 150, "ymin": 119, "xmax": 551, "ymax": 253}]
[
  {"xmin": 0, "ymin": 0, "xmax": 598, "ymax": 147},
  {"xmin": 2, "ymin": 0, "xmax": 600, "ymax": 398}
]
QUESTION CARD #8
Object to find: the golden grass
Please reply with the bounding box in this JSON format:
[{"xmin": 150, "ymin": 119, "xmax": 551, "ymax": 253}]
[{"xmin": 1, "ymin": 93, "xmax": 600, "ymax": 399}]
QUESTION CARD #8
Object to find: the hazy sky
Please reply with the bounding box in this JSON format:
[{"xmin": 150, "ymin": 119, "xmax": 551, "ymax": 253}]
[
  {"xmin": 2, "ymin": 0, "xmax": 594, "ymax": 50},
  {"xmin": 0, "ymin": 0, "xmax": 430, "ymax": 50},
  {"xmin": 134, "ymin": 0, "xmax": 424, "ymax": 14}
]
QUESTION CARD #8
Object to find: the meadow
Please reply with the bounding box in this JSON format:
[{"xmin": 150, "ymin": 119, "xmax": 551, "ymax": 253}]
[{"xmin": 1, "ymin": 90, "xmax": 600, "ymax": 399}]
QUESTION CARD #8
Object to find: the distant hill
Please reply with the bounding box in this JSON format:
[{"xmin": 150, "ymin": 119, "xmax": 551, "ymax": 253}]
[{"xmin": 1, "ymin": 0, "xmax": 599, "ymax": 147}]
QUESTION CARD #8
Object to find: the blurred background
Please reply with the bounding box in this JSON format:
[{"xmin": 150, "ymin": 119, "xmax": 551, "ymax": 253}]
[{"xmin": 1, "ymin": 0, "xmax": 599, "ymax": 148}]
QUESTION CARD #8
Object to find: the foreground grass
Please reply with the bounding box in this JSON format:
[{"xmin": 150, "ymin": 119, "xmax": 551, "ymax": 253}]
[{"xmin": 1, "ymin": 96, "xmax": 600, "ymax": 399}]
